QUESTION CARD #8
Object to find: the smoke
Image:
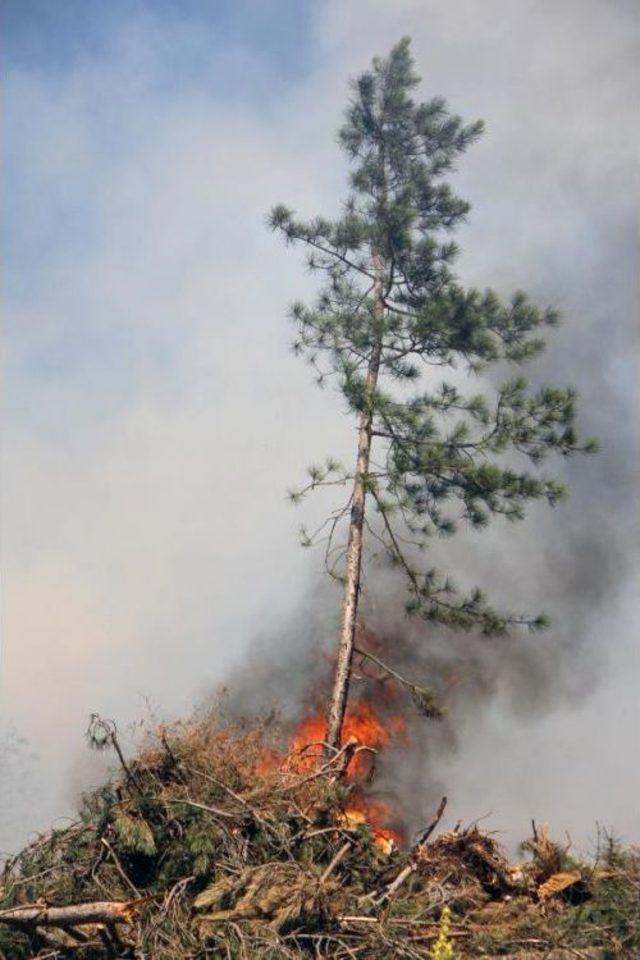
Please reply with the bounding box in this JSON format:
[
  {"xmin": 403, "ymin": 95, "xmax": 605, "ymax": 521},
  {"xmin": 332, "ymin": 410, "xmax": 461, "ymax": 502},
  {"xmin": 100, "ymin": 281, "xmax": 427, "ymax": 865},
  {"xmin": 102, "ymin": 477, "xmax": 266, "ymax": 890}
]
[
  {"xmin": 225, "ymin": 0, "xmax": 640, "ymax": 850},
  {"xmin": 2, "ymin": 0, "xmax": 638, "ymax": 853}
]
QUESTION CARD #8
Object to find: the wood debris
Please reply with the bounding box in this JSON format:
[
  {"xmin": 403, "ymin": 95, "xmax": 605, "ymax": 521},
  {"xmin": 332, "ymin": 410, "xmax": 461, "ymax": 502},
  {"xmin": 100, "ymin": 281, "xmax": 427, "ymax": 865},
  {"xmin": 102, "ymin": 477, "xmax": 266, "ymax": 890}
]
[{"xmin": 1, "ymin": 711, "xmax": 637, "ymax": 958}]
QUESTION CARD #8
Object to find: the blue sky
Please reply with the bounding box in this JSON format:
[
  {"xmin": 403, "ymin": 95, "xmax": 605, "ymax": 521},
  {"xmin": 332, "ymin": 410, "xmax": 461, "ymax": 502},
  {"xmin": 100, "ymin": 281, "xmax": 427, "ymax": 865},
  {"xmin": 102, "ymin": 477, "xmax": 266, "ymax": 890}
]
[
  {"xmin": 3, "ymin": 0, "xmax": 318, "ymax": 434},
  {"xmin": 2, "ymin": 0, "xmax": 638, "ymax": 853},
  {"xmin": 4, "ymin": 0, "xmax": 314, "ymax": 81}
]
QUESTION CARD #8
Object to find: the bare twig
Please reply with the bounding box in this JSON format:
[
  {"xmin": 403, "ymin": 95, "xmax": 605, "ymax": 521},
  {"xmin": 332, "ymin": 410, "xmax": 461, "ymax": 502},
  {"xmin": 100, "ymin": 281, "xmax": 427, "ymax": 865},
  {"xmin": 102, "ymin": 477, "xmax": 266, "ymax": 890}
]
[
  {"xmin": 373, "ymin": 797, "xmax": 447, "ymax": 905},
  {"xmin": 320, "ymin": 841, "xmax": 353, "ymax": 883},
  {"xmin": 100, "ymin": 838, "xmax": 141, "ymax": 897},
  {"xmin": 414, "ymin": 796, "xmax": 448, "ymax": 846}
]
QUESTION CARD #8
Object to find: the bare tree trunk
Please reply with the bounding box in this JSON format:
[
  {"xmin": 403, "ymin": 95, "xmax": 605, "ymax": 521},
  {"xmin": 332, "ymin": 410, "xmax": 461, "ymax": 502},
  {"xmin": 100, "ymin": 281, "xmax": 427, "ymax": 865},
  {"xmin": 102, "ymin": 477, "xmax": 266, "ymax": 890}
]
[{"xmin": 325, "ymin": 255, "xmax": 384, "ymax": 752}]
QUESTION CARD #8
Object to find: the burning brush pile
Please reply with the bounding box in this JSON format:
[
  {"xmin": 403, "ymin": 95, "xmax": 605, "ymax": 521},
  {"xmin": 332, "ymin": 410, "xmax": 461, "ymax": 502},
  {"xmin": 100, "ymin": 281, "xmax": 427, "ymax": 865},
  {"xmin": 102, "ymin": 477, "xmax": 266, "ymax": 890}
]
[{"xmin": 1, "ymin": 705, "xmax": 638, "ymax": 959}]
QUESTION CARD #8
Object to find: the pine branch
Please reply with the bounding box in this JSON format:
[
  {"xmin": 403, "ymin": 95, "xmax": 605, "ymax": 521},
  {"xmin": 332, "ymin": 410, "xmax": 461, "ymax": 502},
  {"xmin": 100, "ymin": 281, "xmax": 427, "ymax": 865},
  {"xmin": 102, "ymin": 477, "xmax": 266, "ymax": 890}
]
[{"xmin": 353, "ymin": 645, "xmax": 442, "ymax": 719}]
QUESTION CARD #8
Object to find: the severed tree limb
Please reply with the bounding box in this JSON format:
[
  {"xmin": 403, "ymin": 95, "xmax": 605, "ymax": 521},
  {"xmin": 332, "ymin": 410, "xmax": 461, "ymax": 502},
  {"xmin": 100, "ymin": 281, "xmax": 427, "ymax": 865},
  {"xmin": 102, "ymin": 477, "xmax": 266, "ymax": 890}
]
[
  {"xmin": 33, "ymin": 926, "xmax": 67, "ymax": 951},
  {"xmin": 98, "ymin": 922, "xmax": 128, "ymax": 958},
  {"xmin": 65, "ymin": 926, "xmax": 90, "ymax": 943},
  {"xmin": 414, "ymin": 795, "xmax": 448, "ymax": 846},
  {"xmin": 100, "ymin": 838, "xmax": 141, "ymax": 897},
  {"xmin": 0, "ymin": 900, "xmax": 140, "ymax": 929},
  {"xmin": 320, "ymin": 841, "xmax": 353, "ymax": 884},
  {"xmin": 373, "ymin": 796, "xmax": 448, "ymax": 905},
  {"xmin": 375, "ymin": 862, "xmax": 415, "ymax": 905},
  {"xmin": 465, "ymin": 838, "xmax": 520, "ymax": 890}
]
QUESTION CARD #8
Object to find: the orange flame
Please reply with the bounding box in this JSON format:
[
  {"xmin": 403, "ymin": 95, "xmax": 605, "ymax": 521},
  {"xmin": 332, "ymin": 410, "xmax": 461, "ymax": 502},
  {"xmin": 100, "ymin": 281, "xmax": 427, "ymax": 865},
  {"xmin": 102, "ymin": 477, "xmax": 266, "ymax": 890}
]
[
  {"xmin": 289, "ymin": 698, "xmax": 406, "ymax": 776},
  {"xmin": 338, "ymin": 794, "xmax": 404, "ymax": 852},
  {"xmin": 256, "ymin": 696, "xmax": 407, "ymax": 853}
]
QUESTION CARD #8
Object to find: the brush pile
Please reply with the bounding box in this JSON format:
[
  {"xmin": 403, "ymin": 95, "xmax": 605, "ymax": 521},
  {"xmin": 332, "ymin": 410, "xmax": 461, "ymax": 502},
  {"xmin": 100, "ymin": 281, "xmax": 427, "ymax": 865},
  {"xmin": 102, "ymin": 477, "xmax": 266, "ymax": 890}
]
[{"xmin": 1, "ymin": 709, "xmax": 638, "ymax": 958}]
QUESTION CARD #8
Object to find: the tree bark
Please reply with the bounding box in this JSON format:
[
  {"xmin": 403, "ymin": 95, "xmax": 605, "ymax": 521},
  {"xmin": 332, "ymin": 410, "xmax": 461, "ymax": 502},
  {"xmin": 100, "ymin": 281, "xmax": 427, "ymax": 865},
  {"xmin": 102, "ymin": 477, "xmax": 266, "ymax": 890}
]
[
  {"xmin": 325, "ymin": 254, "xmax": 384, "ymax": 752},
  {"xmin": 0, "ymin": 900, "xmax": 137, "ymax": 928}
]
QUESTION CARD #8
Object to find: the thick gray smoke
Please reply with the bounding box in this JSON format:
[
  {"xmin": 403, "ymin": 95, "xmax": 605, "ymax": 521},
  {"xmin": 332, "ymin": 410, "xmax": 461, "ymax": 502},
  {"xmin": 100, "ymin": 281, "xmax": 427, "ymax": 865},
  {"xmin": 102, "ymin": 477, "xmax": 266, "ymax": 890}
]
[{"xmin": 2, "ymin": 0, "xmax": 638, "ymax": 854}]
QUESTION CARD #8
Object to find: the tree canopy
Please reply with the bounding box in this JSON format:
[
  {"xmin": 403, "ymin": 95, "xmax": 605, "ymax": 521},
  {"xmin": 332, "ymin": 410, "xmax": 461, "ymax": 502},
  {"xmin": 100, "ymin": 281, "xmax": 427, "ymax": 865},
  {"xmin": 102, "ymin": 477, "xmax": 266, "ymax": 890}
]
[{"xmin": 270, "ymin": 38, "xmax": 596, "ymax": 744}]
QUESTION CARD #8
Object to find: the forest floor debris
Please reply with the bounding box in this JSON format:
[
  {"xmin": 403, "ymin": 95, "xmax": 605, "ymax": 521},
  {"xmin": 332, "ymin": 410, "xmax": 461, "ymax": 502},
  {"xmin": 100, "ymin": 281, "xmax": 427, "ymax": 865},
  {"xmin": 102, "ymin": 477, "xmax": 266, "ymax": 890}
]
[{"xmin": 1, "ymin": 708, "xmax": 638, "ymax": 958}]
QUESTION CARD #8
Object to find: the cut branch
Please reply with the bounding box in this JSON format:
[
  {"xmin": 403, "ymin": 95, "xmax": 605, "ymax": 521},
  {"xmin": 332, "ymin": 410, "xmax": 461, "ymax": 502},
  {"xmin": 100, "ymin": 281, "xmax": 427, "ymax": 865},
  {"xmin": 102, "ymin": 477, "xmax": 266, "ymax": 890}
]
[
  {"xmin": 0, "ymin": 900, "xmax": 140, "ymax": 929},
  {"xmin": 374, "ymin": 796, "xmax": 447, "ymax": 905}
]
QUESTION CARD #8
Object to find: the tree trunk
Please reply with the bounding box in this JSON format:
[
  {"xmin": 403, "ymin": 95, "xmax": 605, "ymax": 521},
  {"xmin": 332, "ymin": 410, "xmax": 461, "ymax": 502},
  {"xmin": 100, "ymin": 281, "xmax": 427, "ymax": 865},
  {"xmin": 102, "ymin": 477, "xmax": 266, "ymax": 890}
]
[{"xmin": 325, "ymin": 254, "xmax": 384, "ymax": 752}]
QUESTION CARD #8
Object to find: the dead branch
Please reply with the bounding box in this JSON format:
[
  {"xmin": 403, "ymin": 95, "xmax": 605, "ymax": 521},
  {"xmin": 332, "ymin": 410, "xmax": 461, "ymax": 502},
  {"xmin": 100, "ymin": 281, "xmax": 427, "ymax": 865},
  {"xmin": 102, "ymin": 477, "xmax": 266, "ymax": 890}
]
[
  {"xmin": 100, "ymin": 838, "xmax": 141, "ymax": 897},
  {"xmin": 373, "ymin": 796, "xmax": 447, "ymax": 905},
  {"xmin": 0, "ymin": 899, "xmax": 139, "ymax": 929},
  {"xmin": 353, "ymin": 646, "xmax": 441, "ymax": 717},
  {"xmin": 87, "ymin": 714, "xmax": 143, "ymax": 795},
  {"xmin": 414, "ymin": 796, "xmax": 448, "ymax": 845},
  {"xmin": 320, "ymin": 841, "xmax": 353, "ymax": 883}
]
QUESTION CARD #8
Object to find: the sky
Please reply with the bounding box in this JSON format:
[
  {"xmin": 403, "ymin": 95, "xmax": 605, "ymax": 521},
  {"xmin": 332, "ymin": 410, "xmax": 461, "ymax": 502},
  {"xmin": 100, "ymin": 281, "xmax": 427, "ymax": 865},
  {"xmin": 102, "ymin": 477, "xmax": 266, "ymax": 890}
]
[{"xmin": 1, "ymin": 0, "xmax": 639, "ymax": 853}]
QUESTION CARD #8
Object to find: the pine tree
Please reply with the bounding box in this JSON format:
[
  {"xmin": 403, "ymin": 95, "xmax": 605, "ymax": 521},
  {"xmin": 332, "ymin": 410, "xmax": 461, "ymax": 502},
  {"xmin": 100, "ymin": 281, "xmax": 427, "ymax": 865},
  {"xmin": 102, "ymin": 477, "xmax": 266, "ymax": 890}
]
[{"xmin": 269, "ymin": 38, "xmax": 596, "ymax": 752}]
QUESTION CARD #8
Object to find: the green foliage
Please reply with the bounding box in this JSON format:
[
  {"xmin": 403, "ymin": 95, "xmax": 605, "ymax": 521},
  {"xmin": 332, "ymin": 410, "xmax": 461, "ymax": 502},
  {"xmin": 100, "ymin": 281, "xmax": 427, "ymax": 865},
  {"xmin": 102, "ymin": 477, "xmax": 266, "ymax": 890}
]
[
  {"xmin": 560, "ymin": 834, "xmax": 640, "ymax": 955},
  {"xmin": 0, "ymin": 925, "xmax": 30, "ymax": 959},
  {"xmin": 186, "ymin": 825, "xmax": 217, "ymax": 878},
  {"xmin": 270, "ymin": 37, "xmax": 596, "ymax": 634},
  {"xmin": 411, "ymin": 684, "xmax": 443, "ymax": 719},
  {"xmin": 112, "ymin": 810, "xmax": 157, "ymax": 857}
]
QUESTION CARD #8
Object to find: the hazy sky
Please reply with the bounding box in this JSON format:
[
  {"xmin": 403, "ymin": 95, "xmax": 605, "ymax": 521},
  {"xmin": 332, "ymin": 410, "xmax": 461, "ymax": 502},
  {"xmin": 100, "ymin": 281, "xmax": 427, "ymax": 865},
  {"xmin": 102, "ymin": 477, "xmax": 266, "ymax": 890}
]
[{"xmin": 2, "ymin": 0, "xmax": 638, "ymax": 853}]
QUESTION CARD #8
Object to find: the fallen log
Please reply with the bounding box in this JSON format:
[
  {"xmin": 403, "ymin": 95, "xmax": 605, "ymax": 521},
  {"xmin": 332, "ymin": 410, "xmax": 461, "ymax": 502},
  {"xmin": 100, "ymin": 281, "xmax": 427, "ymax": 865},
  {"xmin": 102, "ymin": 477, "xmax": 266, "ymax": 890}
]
[{"xmin": 0, "ymin": 900, "xmax": 138, "ymax": 929}]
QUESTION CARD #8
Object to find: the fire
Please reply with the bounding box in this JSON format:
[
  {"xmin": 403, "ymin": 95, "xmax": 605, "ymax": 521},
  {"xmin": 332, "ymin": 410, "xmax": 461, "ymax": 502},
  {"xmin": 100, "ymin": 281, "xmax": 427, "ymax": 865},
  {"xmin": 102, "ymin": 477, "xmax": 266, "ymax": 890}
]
[
  {"xmin": 289, "ymin": 698, "xmax": 406, "ymax": 777},
  {"xmin": 337, "ymin": 794, "xmax": 404, "ymax": 854},
  {"xmin": 256, "ymin": 696, "xmax": 407, "ymax": 853}
]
